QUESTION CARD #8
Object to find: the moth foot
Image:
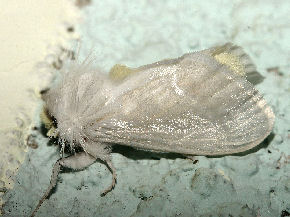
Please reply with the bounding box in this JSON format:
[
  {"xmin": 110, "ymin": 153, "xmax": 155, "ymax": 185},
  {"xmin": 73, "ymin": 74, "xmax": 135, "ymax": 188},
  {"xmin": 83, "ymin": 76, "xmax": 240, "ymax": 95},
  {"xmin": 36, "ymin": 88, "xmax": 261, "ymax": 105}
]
[{"xmin": 100, "ymin": 160, "xmax": 117, "ymax": 196}]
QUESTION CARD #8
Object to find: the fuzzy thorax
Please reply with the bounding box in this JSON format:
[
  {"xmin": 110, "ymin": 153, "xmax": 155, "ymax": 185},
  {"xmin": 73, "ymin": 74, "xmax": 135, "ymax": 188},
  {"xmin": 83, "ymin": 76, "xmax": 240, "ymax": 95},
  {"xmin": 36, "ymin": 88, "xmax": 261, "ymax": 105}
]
[{"xmin": 56, "ymin": 114, "xmax": 87, "ymax": 151}]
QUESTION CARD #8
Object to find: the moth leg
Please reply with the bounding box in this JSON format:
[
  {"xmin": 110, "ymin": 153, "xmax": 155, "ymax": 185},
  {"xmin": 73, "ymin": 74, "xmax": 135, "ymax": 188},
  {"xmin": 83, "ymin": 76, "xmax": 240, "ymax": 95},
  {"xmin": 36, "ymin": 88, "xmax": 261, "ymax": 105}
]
[
  {"xmin": 186, "ymin": 155, "xmax": 199, "ymax": 164},
  {"xmin": 85, "ymin": 143, "xmax": 117, "ymax": 196},
  {"xmin": 30, "ymin": 152, "xmax": 96, "ymax": 217},
  {"xmin": 100, "ymin": 159, "xmax": 117, "ymax": 196},
  {"xmin": 186, "ymin": 155, "xmax": 196, "ymax": 161}
]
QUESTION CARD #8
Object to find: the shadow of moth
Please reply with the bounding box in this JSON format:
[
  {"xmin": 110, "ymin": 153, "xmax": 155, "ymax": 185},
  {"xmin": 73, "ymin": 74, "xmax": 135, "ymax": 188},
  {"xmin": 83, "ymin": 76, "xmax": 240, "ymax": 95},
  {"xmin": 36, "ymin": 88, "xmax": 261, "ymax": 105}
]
[{"xmin": 31, "ymin": 43, "xmax": 275, "ymax": 216}]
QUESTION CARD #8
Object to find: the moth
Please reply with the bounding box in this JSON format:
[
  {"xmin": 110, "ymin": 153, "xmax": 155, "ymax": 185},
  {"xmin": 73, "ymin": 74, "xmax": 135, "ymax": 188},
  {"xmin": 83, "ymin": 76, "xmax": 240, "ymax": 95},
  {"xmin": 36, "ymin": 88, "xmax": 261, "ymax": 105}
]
[{"xmin": 31, "ymin": 43, "xmax": 275, "ymax": 216}]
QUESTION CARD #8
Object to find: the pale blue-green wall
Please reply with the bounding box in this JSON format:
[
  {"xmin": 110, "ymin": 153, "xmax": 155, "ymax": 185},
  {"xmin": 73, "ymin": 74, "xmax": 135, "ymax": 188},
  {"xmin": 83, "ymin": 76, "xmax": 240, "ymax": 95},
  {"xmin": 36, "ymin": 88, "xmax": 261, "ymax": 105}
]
[{"xmin": 3, "ymin": 0, "xmax": 290, "ymax": 216}]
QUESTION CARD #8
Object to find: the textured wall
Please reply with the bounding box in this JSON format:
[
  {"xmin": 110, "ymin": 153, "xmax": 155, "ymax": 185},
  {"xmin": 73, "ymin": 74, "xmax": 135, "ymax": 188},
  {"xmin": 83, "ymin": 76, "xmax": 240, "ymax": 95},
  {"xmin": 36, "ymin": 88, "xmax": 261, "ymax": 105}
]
[
  {"xmin": 0, "ymin": 0, "xmax": 79, "ymax": 214},
  {"xmin": 2, "ymin": 0, "xmax": 290, "ymax": 216}
]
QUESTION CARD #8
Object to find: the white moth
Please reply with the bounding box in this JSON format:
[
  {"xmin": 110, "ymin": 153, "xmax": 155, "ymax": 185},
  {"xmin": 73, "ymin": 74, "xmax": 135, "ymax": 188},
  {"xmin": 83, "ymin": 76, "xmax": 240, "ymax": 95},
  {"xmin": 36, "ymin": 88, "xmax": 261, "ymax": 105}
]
[{"xmin": 31, "ymin": 43, "xmax": 275, "ymax": 216}]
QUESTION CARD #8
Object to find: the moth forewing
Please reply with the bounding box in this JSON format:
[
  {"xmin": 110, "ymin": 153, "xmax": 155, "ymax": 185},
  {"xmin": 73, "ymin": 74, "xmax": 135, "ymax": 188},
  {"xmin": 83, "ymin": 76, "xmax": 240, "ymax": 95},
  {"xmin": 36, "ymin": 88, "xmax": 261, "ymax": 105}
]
[{"xmin": 89, "ymin": 46, "xmax": 274, "ymax": 155}]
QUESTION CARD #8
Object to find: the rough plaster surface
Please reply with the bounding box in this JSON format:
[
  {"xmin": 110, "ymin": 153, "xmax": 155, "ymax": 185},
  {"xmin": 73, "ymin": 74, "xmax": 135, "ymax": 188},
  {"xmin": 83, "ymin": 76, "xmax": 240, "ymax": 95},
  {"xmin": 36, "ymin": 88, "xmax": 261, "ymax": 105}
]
[
  {"xmin": 0, "ymin": 0, "xmax": 79, "ymax": 213},
  {"xmin": 2, "ymin": 0, "xmax": 290, "ymax": 216}
]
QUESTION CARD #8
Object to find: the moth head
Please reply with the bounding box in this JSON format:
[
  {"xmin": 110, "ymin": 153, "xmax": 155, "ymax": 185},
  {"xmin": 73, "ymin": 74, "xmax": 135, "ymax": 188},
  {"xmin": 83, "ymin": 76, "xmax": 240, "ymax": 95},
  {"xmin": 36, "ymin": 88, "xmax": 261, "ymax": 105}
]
[
  {"xmin": 40, "ymin": 105, "xmax": 58, "ymax": 138},
  {"xmin": 40, "ymin": 88, "xmax": 85, "ymax": 153}
]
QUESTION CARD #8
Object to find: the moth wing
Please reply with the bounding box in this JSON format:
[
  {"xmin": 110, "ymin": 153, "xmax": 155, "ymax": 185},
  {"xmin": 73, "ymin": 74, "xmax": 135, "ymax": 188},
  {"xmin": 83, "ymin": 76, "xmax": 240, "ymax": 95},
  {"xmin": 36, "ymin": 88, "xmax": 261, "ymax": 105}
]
[
  {"xmin": 88, "ymin": 45, "xmax": 274, "ymax": 155},
  {"xmin": 209, "ymin": 43, "xmax": 264, "ymax": 85}
]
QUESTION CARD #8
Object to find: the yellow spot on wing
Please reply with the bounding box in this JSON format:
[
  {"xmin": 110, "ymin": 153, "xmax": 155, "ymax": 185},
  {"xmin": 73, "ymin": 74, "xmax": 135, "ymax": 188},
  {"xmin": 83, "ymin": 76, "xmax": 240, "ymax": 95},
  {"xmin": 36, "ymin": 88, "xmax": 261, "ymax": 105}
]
[
  {"xmin": 214, "ymin": 53, "xmax": 246, "ymax": 76},
  {"xmin": 109, "ymin": 64, "xmax": 137, "ymax": 81}
]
